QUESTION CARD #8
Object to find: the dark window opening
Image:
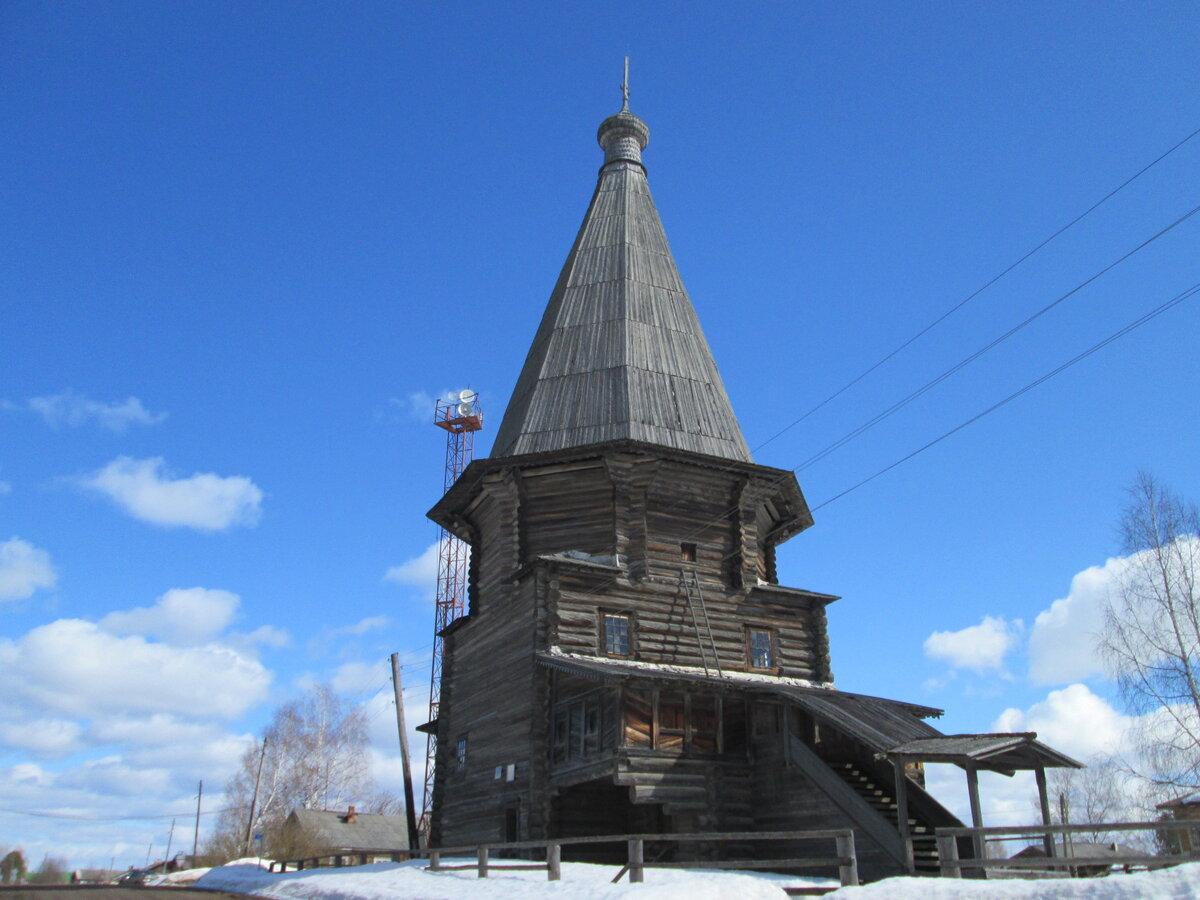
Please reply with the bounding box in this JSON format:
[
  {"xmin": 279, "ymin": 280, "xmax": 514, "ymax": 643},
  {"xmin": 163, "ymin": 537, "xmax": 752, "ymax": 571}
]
[
  {"xmin": 552, "ymin": 694, "xmax": 605, "ymax": 765},
  {"xmin": 680, "ymin": 542, "xmax": 697, "ymax": 562},
  {"xmin": 455, "ymin": 737, "xmax": 468, "ymax": 769},
  {"xmin": 603, "ymin": 613, "xmax": 632, "ymax": 657},
  {"xmin": 504, "ymin": 803, "xmax": 521, "ymax": 843},
  {"xmin": 748, "ymin": 627, "xmax": 775, "ymax": 669}
]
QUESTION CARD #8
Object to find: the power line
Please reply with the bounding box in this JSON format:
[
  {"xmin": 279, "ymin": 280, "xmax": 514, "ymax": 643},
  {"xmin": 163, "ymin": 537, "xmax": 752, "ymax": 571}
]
[
  {"xmin": 812, "ymin": 279, "xmax": 1200, "ymax": 511},
  {"xmin": 0, "ymin": 805, "xmax": 242, "ymax": 822},
  {"xmin": 750, "ymin": 121, "xmax": 1200, "ymax": 456},
  {"xmin": 792, "ymin": 200, "xmax": 1200, "ymax": 475}
]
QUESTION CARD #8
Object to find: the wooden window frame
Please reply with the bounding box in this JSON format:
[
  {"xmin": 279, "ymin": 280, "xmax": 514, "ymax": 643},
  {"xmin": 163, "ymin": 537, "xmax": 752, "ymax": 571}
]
[
  {"xmin": 600, "ymin": 610, "xmax": 634, "ymax": 658},
  {"xmin": 455, "ymin": 736, "xmax": 468, "ymax": 769},
  {"xmin": 745, "ymin": 626, "xmax": 779, "ymax": 671}
]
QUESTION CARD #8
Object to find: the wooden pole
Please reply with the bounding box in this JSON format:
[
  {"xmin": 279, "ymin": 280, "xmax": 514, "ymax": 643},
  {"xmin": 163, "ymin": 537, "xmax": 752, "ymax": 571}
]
[
  {"xmin": 244, "ymin": 738, "xmax": 268, "ymax": 857},
  {"xmin": 628, "ymin": 838, "xmax": 643, "ymax": 883},
  {"xmin": 893, "ymin": 761, "xmax": 913, "ymax": 873},
  {"xmin": 1035, "ymin": 767, "xmax": 1054, "ymax": 858},
  {"xmin": 192, "ymin": 780, "xmax": 203, "ymax": 864},
  {"xmin": 391, "ymin": 653, "xmax": 420, "ymax": 852},
  {"xmin": 965, "ymin": 767, "xmax": 984, "ymax": 867},
  {"xmin": 835, "ymin": 830, "xmax": 859, "ymax": 886},
  {"xmin": 164, "ymin": 818, "xmax": 176, "ymax": 868}
]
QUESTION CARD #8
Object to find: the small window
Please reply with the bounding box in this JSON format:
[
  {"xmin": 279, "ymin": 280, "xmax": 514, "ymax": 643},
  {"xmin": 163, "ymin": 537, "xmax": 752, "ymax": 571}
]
[
  {"xmin": 603, "ymin": 613, "xmax": 632, "ymax": 657},
  {"xmin": 455, "ymin": 736, "xmax": 468, "ymax": 769},
  {"xmin": 748, "ymin": 628, "xmax": 775, "ymax": 669},
  {"xmin": 680, "ymin": 542, "xmax": 697, "ymax": 562}
]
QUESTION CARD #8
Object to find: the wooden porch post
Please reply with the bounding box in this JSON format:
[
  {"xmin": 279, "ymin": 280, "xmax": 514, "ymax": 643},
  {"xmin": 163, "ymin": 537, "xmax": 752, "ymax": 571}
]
[
  {"xmin": 892, "ymin": 760, "xmax": 913, "ymax": 873},
  {"xmin": 1035, "ymin": 766, "xmax": 1055, "ymax": 858},
  {"xmin": 965, "ymin": 767, "xmax": 984, "ymax": 865}
]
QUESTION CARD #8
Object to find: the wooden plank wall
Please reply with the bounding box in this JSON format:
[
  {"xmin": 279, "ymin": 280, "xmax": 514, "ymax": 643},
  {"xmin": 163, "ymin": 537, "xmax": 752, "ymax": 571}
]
[
  {"xmin": 551, "ymin": 567, "xmax": 829, "ymax": 681},
  {"xmin": 432, "ymin": 445, "xmax": 823, "ymax": 846}
]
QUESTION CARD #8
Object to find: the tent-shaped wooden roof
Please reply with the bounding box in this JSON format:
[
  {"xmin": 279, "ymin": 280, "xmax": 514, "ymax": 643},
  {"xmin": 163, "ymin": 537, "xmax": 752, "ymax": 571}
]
[
  {"xmin": 490, "ymin": 105, "xmax": 752, "ymax": 463},
  {"xmin": 887, "ymin": 733, "xmax": 1083, "ymax": 775}
]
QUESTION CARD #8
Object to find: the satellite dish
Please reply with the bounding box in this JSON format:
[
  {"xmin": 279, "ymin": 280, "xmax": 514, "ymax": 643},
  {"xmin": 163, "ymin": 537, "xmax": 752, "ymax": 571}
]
[
  {"xmin": 457, "ymin": 402, "xmax": 474, "ymax": 417},
  {"xmin": 458, "ymin": 389, "xmax": 476, "ymax": 403}
]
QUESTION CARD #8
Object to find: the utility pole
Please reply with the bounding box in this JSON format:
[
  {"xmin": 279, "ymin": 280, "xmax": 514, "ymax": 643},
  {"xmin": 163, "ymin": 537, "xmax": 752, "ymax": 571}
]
[
  {"xmin": 164, "ymin": 818, "xmax": 176, "ymax": 867},
  {"xmin": 244, "ymin": 739, "xmax": 268, "ymax": 857},
  {"xmin": 391, "ymin": 652, "xmax": 419, "ymax": 851},
  {"xmin": 192, "ymin": 780, "xmax": 203, "ymax": 864}
]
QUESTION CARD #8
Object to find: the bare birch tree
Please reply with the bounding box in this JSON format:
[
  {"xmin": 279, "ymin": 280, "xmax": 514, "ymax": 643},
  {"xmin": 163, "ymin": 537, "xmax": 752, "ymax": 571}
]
[
  {"xmin": 207, "ymin": 684, "xmax": 396, "ymax": 860},
  {"xmin": 1098, "ymin": 472, "xmax": 1200, "ymax": 792}
]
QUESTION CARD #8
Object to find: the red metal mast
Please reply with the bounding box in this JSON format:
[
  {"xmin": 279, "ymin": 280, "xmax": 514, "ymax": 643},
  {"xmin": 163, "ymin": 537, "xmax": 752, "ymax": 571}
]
[{"xmin": 421, "ymin": 391, "xmax": 482, "ymax": 840}]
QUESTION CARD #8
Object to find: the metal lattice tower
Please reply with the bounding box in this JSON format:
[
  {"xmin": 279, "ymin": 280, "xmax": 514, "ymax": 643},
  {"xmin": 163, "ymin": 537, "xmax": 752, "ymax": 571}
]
[{"xmin": 421, "ymin": 391, "xmax": 482, "ymax": 841}]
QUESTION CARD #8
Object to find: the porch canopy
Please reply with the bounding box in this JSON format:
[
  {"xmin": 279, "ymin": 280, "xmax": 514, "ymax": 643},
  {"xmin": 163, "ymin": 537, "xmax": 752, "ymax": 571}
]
[
  {"xmin": 887, "ymin": 733, "xmax": 1083, "ymax": 864},
  {"xmin": 537, "ymin": 651, "xmax": 944, "ymax": 750}
]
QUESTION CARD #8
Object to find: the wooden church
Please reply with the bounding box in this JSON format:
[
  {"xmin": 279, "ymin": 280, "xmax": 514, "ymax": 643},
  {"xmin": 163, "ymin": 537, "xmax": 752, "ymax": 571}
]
[{"xmin": 423, "ymin": 90, "xmax": 1078, "ymax": 880}]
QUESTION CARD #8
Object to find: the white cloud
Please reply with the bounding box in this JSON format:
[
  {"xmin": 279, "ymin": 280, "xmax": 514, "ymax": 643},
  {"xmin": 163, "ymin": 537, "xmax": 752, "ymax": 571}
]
[
  {"xmin": 0, "ymin": 536, "xmax": 58, "ymax": 601},
  {"xmin": 384, "ymin": 541, "xmax": 442, "ymax": 600},
  {"xmin": 28, "ymin": 389, "xmax": 166, "ymax": 431},
  {"xmin": 331, "ymin": 661, "xmax": 386, "ymax": 695},
  {"xmin": 1027, "ymin": 558, "xmax": 1120, "ymax": 685},
  {"xmin": 992, "ymin": 683, "xmax": 1132, "ymax": 761},
  {"xmin": 0, "ymin": 717, "xmax": 84, "ymax": 758},
  {"xmin": 100, "ymin": 587, "xmax": 240, "ymax": 645},
  {"xmin": 924, "ymin": 615, "xmax": 1021, "ymax": 674},
  {"xmin": 0, "ymin": 618, "xmax": 271, "ymax": 720},
  {"xmin": 81, "ymin": 456, "xmax": 263, "ymax": 530},
  {"xmin": 240, "ymin": 624, "xmax": 291, "ymax": 648},
  {"xmin": 330, "ymin": 615, "xmax": 392, "ymax": 638}
]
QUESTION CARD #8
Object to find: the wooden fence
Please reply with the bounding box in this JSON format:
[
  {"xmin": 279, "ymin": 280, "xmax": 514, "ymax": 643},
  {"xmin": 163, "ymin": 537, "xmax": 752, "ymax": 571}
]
[
  {"xmin": 269, "ymin": 850, "xmax": 408, "ymax": 872},
  {"xmin": 272, "ymin": 829, "xmax": 859, "ymax": 891},
  {"xmin": 934, "ymin": 820, "xmax": 1200, "ymax": 878}
]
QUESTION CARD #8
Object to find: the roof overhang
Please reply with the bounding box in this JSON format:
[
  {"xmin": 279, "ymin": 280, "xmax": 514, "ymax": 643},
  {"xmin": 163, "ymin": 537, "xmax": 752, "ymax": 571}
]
[
  {"xmin": 537, "ymin": 651, "xmax": 944, "ymax": 754},
  {"xmin": 887, "ymin": 733, "xmax": 1084, "ymax": 776},
  {"xmin": 428, "ymin": 438, "xmax": 812, "ymax": 542}
]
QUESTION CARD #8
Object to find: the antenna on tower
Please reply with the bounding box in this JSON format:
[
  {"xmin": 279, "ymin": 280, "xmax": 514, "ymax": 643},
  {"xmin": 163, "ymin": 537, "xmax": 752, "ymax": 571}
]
[{"xmin": 420, "ymin": 389, "xmax": 483, "ymax": 843}]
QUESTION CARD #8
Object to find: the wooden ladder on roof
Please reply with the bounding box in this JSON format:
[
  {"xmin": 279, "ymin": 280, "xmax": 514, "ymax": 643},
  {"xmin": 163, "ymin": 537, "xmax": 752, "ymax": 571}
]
[{"xmin": 681, "ymin": 567, "xmax": 722, "ymax": 678}]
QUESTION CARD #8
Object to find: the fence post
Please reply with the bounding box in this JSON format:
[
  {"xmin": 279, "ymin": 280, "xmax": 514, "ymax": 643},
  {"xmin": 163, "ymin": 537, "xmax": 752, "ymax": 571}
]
[
  {"xmin": 628, "ymin": 838, "xmax": 644, "ymax": 883},
  {"xmin": 547, "ymin": 842, "xmax": 561, "ymax": 881},
  {"xmin": 477, "ymin": 846, "xmax": 489, "ymax": 878},
  {"xmin": 835, "ymin": 831, "xmax": 859, "ymax": 886},
  {"xmin": 428, "ymin": 850, "xmax": 440, "ymax": 871},
  {"xmin": 937, "ymin": 835, "xmax": 960, "ymax": 878}
]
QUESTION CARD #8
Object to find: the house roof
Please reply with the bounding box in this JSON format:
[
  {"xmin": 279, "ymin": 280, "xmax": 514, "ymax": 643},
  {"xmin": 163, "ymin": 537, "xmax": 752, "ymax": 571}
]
[
  {"xmin": 887, "ymin": 733, "xmax": 1084, "ymax": 774},
  {"xmin": 536, "ymin": 651, "xmax": 944, "ymax": 753},
  {"xmin": 490, "ymin": 103, "xmax": 752, "ymax": 463},
  {"xmin": 287, "ymin": 808, "xmax": 409, "ymax": 852}
]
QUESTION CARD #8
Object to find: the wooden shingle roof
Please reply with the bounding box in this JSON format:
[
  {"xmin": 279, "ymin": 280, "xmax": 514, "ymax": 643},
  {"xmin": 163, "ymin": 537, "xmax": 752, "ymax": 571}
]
[
  {"xmin": 491, "ymin": 106, "xmax": 752, "ymax": 463},
  {"xmin": 287, "ymin": 808, "xmax": 409, "ymax": 852}
]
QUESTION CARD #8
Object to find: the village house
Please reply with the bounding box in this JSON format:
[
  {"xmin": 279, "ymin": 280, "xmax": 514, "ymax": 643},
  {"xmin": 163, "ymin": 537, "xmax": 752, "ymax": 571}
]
[
  {"xmin": 276, "ymin": 806, "xmax": 409, "ymax": 862},
  {"xmin": 422, "ymin": 88, "xmax": 1080, "ymax": 880}
]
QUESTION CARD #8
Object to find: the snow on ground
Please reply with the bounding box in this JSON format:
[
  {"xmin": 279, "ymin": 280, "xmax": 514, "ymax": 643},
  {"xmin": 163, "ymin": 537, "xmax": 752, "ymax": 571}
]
[
  {"xmin": 196, "ymin": 858, "xmax": 1200, "ymax": 900},
  {"xmin": 824, "ymin": 864, "xmax": 1200, "ymax": 899},
  {"xmin": 195, "ymin": 858, "xmax": 824, "ymax": 899}
]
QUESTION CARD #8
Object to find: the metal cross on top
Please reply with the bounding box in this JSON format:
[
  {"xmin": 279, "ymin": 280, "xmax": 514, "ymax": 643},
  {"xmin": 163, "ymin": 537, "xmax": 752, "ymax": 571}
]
[{"xmin": 620, "ymin": 56, "xmax": 630, "ymax": 109}]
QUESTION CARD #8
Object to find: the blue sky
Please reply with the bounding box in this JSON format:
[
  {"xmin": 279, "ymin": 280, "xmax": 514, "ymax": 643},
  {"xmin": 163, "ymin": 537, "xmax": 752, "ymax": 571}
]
[{"xmin": 2, "ymin": 1, "xmax": 1198, "ymax": 867}]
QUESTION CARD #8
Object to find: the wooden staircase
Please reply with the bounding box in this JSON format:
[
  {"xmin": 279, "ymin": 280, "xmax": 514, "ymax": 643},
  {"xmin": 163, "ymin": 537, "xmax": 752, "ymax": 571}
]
[{"xmin": 832, "ymin": 762, "xmax": 940, "ymax": 873}]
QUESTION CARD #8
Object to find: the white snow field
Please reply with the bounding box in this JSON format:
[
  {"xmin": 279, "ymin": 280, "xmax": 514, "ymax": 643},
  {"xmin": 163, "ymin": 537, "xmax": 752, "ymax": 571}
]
[{"xmin": 195, "ymin": 858, "xmax": 1200, "ymax": 900}]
